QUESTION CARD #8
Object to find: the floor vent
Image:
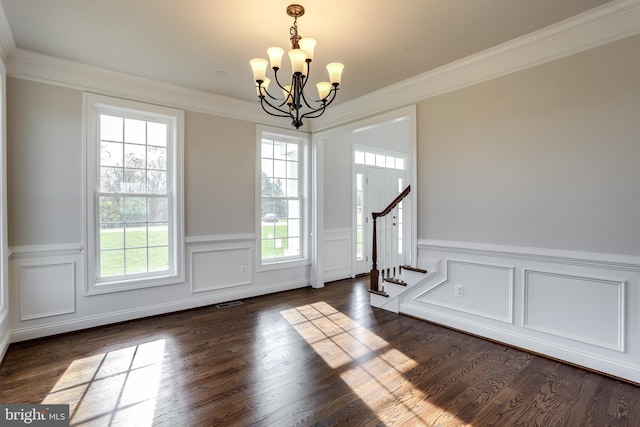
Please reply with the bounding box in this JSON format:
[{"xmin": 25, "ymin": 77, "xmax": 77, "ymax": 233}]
[{"xmin": 215, "ymin": 301, "xmax": 243, "ymax": 309}]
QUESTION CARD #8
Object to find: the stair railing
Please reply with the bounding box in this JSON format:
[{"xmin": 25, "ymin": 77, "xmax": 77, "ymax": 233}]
[{"xmin": 370, "ymin": 185, "xmax": 410, "ymax": 295}]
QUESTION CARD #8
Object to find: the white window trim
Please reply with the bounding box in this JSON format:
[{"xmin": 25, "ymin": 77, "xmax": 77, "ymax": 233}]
[
  {"xmin": 83, "ymin": 93, "xmax": 185, "ymax": 295},
  {"xmin": 255, "ymin": 125, "xmax": 310, "ymax": 272}
]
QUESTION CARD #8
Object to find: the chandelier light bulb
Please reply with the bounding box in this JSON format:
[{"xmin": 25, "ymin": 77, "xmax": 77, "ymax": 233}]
[
  {"xmin": 326, "ymin": 62, "xmax": 344, "ymax": 85},
  {"xmin": 267, "ymin": 47, "xmax": 284, "ymax": 69},
  {"xmin": 249, "ymin": 58, "xmax": 269, "ymax": 82},
  {"xmin": 298, "ymin": 38, "xmax": 317, "ymax": 61},
  {"xmin": 288, "ymin": 49, "xmax": 307, "ymax": 75},
  {"xmin": 316, "ymin": 82, "xmax": 332, "ymax": 100}
]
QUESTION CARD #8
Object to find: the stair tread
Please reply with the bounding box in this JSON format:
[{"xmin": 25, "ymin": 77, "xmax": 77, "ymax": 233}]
[
  {"xmin": 383, "ymin": 277, "xmax": 407, "ymax": 286},
  {"xmin": 401, "ymin": 265, "xmax": 428, "ymax": 274},
  {"xmin": 368, "ymin": 289, "xmax": 389, "ymax": 298}
]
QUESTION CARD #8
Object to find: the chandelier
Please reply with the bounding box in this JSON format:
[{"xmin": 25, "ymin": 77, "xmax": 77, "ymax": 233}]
[{"xmin": 250, "ymin": 4, "xmax": 344, "ymax": 129}]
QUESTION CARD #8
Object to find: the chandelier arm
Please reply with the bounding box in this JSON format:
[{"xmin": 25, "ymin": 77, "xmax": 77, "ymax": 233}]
[
  {"xmin": 271, "ymin": 68, "xmax": 292, "ymax": 94},
  {"xmin": 299, "ymin": 87, "xmax": 339, "ymax": 119},
  {"xmin": 259, "ymin": 96, "xmax": 295, "ymax": 119}
]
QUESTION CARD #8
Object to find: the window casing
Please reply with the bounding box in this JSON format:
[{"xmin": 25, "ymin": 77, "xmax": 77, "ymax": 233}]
[
  {"xmin": 257, "ymin": 127, "xmax": 309, "ymax": 269},
  {"xmin": 85, "ymin": 94, "xmax": 184, "ymax": 294}
]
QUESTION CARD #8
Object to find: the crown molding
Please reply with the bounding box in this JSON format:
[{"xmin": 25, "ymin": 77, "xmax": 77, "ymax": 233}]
[
  {"xmin": 312, "ymin": 0, "xmax": 640, "ymax": 131},
  {"xmin": 5, "ymin": 48, "xmax": 292, "ymax": 129},
  {"xmin": 3, "ymin": 0, "xmax": 640, "ymax": 132},
  {"xmin": 0, "ymin": 2, "xmax": 15, "ymax": 64}
]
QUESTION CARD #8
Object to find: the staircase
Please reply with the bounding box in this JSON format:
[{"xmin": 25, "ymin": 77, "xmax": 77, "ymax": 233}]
[{"xmin": 368, "ymin": 185, "xmax": 428, "ymax": 312}]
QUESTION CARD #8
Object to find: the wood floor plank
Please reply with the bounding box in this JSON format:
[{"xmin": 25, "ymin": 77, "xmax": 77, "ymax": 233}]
[{"xmin": 1, "ymin": 276, "xmax": 639, "ymax": 426}]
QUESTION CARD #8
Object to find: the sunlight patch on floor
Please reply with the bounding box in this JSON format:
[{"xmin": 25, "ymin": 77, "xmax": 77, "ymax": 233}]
[
  {"xmin": 280, "ymin": 302, "xmax": 467, "ymax": 425},
  {"xmin": 42, "ymin": 339, "xmax": 165, "ymax": 426}
]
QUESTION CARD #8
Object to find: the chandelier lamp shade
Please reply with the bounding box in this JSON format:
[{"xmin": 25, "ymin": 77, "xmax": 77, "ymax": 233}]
[{"xmin": 250, "ymin": 4, "xmax": 344, "ymax": 129}]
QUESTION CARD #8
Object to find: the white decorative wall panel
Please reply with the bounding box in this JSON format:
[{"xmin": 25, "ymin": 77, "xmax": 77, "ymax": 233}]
[
  {"xmin": 523, "ymin": 270, "xmax": 625, "ymax": 351},
  {"xmin": 20, "ymin": 262, "xmax": 76, "ymax": 320},
  {"xmin": 324, "ymin": 229, "xmax": 352, "ymax": 282},
  {"xmin": 403, "ymin": 240, "xmax": 640, "ymax": 383},
  {"xmin": 190, "ymin": 247, "xmax": 252, "ymax": 293},
  {"xmin": 415, "ymin": 259, "xmax": 514, "ymax": 323}
]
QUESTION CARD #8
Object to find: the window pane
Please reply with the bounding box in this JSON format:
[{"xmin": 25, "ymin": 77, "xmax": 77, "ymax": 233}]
[
  {"xmin": 355, "ymin": 151, "xmax": 364, "ymax": 164},
  {"xmin": 273, "ymin": 160, "xmax": 286, "ymax": 178},
  {"xmin": 149, "ymin": 223, "xmax": 168, "ymax": 246},
  {"xmin": 100, "ymin": 225, "xmax": 123, "ymax": 250},
  {"xmin": 148, "ymin": 198, "xmax": 168, "ymax": 222},
  {"xmin": 286, "ymin": 237, "xmax": 300, "ymax": 256},
  {"xmin": 275, "ymin": 199, "xmax": 287, "ymax": 219},
  {"xmin": 286, "ymin": 179, "xmax": 298, "ymax": 197},
  {"xmin": 101, "ymin": 250, "xmax": 124, "ymax": 277},
  {"xmin": 261, "ymin": 140, "xmax": 274, "ymax": 159},
  {"xmin": 147, "ymin": 170, "xmax": 167, "ymax": 194},
  {"xmin": 100, "ymin": 115, "xmax": 123, "ymax": 142},
  {"xmin": 286, "ymin": 143, "xmax": 298, "ymax": 161},
  {"xmin": 288, "ymin": 219, "xmax": 300, "ymax": 237},
  {"xmin": 124, "ymin": 143, "xmax": 146, "ymax": 168},
  {"xmin": 386, "ymin": 156, "xmax": 395, "ymax": 169},
  {"xmin": 262, "ymin": 239, "xmax": 275, "ymax": 259},
  {"xmin": 287, "ymin": 161, "xmax": 298, "ymax": 179},
  {"xmin": 275, "ymin": 222, "xmax": 288, "ymax": 238},
  {"xmin": 125, "ymin": 197, "xmax": 147, "ymax": 222},
  {"xmin": 396, "ymin": 158, "xmax": 405, "ymax": 170},
  {"xmin": 101, "ymin": 141, "xmax": 123, "ymax": 167},
  {"xmin": 261, "ymin": 158, "xmax": 273, "ymax": 177},
  {"xmin": 125, "ymin": 223, "xmax": 147, "ymax": 248},
  {"xmin": 125, "ymin": 118, "xmax": 146, "ymax": 144},
  {"xmin": 365, "ymin": 152, "xmax": 375, "ymax": 166},
  {"xmin": 273, "ymin": 141, "xmax": 286, "ymax": 160},
  {"xmin": 123, "ymin": 168, "xmax": 146, "ymax": 193},
  {"xmin": 101, "ymin": 167, "xmax": 123, "ymax": 192},
  {"xmin": 147, "ymin": 122, "xmax": 167, "ymax": 147},
  {"xmin": 100, "ymin": 196, "xmax": 123, "ymax": 223},
  {"xmin": 126, "ymin": 248, "xmax": 148, "ymax": 274},
  {"xmin": 288, "ymin": 200, "xmax": 300, "ymax": 219},
  {"xmin": 147, "ymin": 146, "xmax": 166, "ymax": 170},
  {"xmin": 148, "ymin": 247, "xmax": 169, "ymax": 272}
]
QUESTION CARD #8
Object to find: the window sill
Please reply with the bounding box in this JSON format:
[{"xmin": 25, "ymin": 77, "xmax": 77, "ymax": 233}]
[
  {"xmin": 85, "ymin": 273, "xmax": 185, "ymax": 296},
  {"xmin": 257, "ymin": 257, "xmax": 310, "ymax": 273}
]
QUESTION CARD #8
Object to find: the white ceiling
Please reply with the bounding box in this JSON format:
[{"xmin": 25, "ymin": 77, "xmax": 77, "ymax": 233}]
[{"xmin": 0, "ymin": 0, "xmax": 613, "ymax": 106}]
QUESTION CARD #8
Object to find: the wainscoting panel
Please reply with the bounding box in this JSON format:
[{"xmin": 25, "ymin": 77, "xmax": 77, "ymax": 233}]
[
  {"xmin": 19, "ymin": 262, "xmax": 76, "ymax": 320},
  {"xmin": 10, "ymin": 245, "xmax": 82, "ymax": 322},
  {"xmin": 324, "ymin": 229, "xmax": 352, "ymax": 282},
  {"xmin": 401, "ymin": 240, "xmax": 640, "ymax": 383},
  {"xmin": 188, "ymin": 238, "xmax": 253, "ymax": 293},
  {"xmin": 415, "ymin": 259, "xmax": 514, "ymax": 323},
  {"xmin": 523, "ymin": 270, "xmax": 625, "ymax": 351}
]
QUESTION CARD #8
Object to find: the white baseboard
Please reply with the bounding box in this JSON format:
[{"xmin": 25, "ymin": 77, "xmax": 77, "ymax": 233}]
[{"xmin": 10, "ymin": 278, "xmax": 309, "ymax": 342}]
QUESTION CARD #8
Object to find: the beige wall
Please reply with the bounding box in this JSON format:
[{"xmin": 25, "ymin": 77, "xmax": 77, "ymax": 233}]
[
  {"xmin": 417, "ymin": 34, "xmax": 640, "ymax": 255},
  {"xmin": 7, "ymin": 78, "xmax": 83, "ymax": 246},
  {"xmin": 7, "ymin": 78, "xmax": 258, "ymax": 247},
  {"xmin": 184, "ymin": 111, "xmax": 255, "ymax": 237}
]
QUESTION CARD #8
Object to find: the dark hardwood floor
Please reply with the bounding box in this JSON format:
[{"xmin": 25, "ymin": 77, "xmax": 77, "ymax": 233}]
[{"xmin": 1, "ymin": 277, "xmax": 639, "ymax": 426}]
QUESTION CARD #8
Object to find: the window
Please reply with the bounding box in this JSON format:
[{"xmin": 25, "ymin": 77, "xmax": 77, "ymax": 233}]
[
  {"xmin": 258, "ymin": 127, "xmax": 308, "ymax": 267},
  {"xmin": 85, "ymin": 94, "xmax": 184, "ymax": 294},
  {"xmin": 354, "ymin": 149, "xmax": 405, "ymax": 170}
]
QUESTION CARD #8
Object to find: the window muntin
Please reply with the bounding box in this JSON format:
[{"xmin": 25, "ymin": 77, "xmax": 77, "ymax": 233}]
[
  {"xmin": 259, "ymin": 131, "xmax": 307, "ymax": 265},
  {"xmin": 86, "ymin": 94, "xmax": 184, "ymax": 293}
]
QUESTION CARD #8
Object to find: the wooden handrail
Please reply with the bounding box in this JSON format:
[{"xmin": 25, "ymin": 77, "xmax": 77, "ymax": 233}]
[
  {"xmin": 370, "ymin": 185, "xmax": 411, "ymax": 294},
  {"xmin": 372, "ymin": 185, "xmax": 411, "ymax": 220}
]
